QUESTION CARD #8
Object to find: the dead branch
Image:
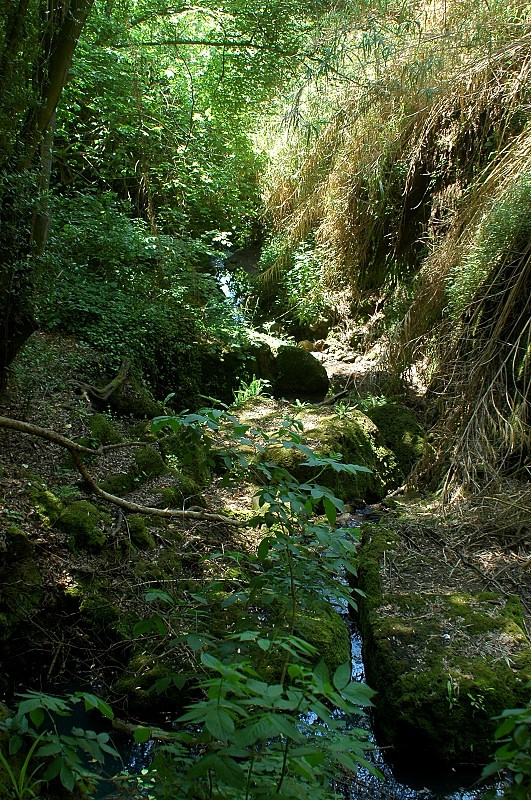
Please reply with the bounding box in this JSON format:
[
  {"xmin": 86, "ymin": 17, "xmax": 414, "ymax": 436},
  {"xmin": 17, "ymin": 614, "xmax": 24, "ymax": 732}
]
[
  {"xmin": 69, "ymin": 357, "xmax": 131, "ymax": 402},
  {"xmin": 0, "ymin": 415, "xmax": 244, "ymax": 527}
]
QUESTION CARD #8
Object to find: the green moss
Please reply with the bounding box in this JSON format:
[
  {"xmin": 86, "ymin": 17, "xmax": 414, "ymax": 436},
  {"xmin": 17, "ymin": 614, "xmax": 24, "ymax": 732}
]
[
  {"xmin": 128, "ymin": 515, "xmax": 155, "ymax": 550},
  {"xmin": 295, "ymin": 603, "xmax": 350, "ymax": 674},
  {"xmin": 89, "ymin": 413, "xmax": 122, "ymax": 445},
  {"xmin": 365, "ymin": 402, "xmax": 426, "ymax": 477},
  {"xmin": 134, "ymin": 446, "xmax": 167, "ymax": 480},
  {"xmin": 356, "ymin": 523, "xmax": 399, "ymax": 610},
  {"xmin": 32, "ymin": 485, "xmax": 64, "ymax": 525},
  {"xmin": 57, "ymin": 500, "xmax": 107, "ymax": 552},
  {"xmin": 158, "ymin": 474, "xmax": 203, "ymax": 509},
  {"xmin": 108, "ymin": 370, "xmax": 163, "ymax": 418},
  {"xmin": 254, "ymin": 406, "xmax": 401, "ymax": 503},
  {"xmin": 100, "ymin": 472, "xmax": 136, "ymax": 496},
  {"xmin": 358, "ymin": 584, "xmax": 531, "ymax": 766}
]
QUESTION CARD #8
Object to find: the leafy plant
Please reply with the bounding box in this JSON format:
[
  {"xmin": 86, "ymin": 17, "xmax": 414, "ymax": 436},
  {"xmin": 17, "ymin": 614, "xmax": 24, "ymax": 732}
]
[
  {"xmin": 0, "ymin": 735, "xmax": 44, "ymax": 800},
  {"xmin": 0, "ymin": 691, "xmax": 118, "ymax": 796},
  {"xmin": 231, "ymin": 375, "xmax": 271, "ymax": 406},
  {"xmin": 482, "ymin": 698, "xmax": 531, "ymax": 799},
  {"xmin": 129, "ymin": 407, "xmax": 377, "ymax": 798}
]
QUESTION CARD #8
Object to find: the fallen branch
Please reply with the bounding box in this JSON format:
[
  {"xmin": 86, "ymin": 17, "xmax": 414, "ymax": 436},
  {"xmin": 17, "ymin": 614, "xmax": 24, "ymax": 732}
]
[
  {"xmin": 70, "ymin": 450, "xmax": 243, "ymax": 525},
  {"xmin": 69, "ymin": 357, "xmax": 131, "ymax": 403},
  {"xmin": 0, "ymin": 415, "xmax": 243, "ymax": 527}
]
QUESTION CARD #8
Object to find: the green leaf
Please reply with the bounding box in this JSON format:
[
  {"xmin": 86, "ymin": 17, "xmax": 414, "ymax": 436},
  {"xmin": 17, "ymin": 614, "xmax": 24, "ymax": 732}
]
[
  {"xmin": 205, "ymin": 708, "xmax": 235, "ymax": 741},
  {"xmin": 78, "ymin": 693, "xmax": 115, "ymax": 720},
  {"xmin": 333, "ymin": 661, "xmax": 351, "ymax": 691},
  {"xmin": 134, "ymin": 726, "xmax": 152, "ymax": 743},
  {"xmin": 36, "ymin": 741, "xmax": 62, "ymax": 757},
  {"xmin": 145, "ymin": 589, "xmax": 175, "ymax": 605},
  {"xmin": 323, "ymin": 496, "xmax": 337, "ymax": 525},
  {"xmin": 257, "ymin": 537, "xmax": 273, "ymax": 560},
  {"xmin": 29, "ymin": 708, "xmax": 45, "ymax": 728},
  {"xmin": 8, "ymin": 734, "xmax": 23, "ymax": 755}
]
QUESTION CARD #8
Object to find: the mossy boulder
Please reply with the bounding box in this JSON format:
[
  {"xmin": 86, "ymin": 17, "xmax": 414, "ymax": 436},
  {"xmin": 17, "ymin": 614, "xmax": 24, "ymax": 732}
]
[
  {"xmin": 100, "ymin": 472, "xmax": 136, "ymax": 497},
  {"xmin": 89, "ymin": 413, "xmax": 122, "ymax": 446},
  {"xmin": 158, "ymin": 475, "xmax": 203, "ymax": 509},
  {"xmin": 32, "ymin": 484, "xmax": 64, "ymax": 525},
  {"xmin": 134, "ymin": 446, "xmax": 167, "ymax": 480},
  {"xmin": 241, "ymin": 400, "xmax": 400, "ymax": 502},
  {"xmin": 253, "ymin": 601, "xmax": 350, "ymax": 681},
  {"xmin": 127, "ymin": 515, "xmax": 155, "ymax": 550},
  {"xmin": 108, "ymin": 370, "xmax": 163, "ymax": 418},
  {"xmin": 100, "ymin": 446, "xmax": 167, "ymax": 498},
  {"xmin": 365, "ymin": 402, "xmax": 426, "ymax": 477},
  {"xmin": 354, "ymin": 523, "xmax": 531, "ymax": 767},
  {"xmin": 57, "ymin": 500, "xmax": 107, "ymax": 552},
  {"xmin": 295, "ymin": 603, "xmax": 350, "ymax": 674},
  {"xmin": 273, "ymin": 346, "xmax": 329, "ymax": 401}
]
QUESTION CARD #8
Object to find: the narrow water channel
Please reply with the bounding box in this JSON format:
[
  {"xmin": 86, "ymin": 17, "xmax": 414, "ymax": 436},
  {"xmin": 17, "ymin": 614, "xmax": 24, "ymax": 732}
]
[{"xmin": 329, "ymin": 514, "xmax": 499, "ymax": 800}]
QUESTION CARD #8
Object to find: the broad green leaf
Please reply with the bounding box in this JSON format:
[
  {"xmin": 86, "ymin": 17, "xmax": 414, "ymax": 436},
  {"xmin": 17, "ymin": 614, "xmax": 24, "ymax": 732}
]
[
  {"xmin": 205, "ymin": 708, "xmax": 235, "ymax": 741},
  {"xmin": 134, "ymin": 726, "xmax": 152, "ymax": 743},
  {"xmin": 323, "ymin": 496, "xmax": 337, "ymax": 525},
  {"xmin": 333, "ymin": 661, "xmax": 352, "ymax": 691},
  {"xmin": 59, "ymin": 763, "xmax": 75, "ymax": 792}
]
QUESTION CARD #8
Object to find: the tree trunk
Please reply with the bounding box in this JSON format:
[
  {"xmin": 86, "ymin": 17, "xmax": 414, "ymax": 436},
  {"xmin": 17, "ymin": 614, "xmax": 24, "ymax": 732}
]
[{"xmin": 0, "ymin": 0, "xmax": 95, "ymax": 389}]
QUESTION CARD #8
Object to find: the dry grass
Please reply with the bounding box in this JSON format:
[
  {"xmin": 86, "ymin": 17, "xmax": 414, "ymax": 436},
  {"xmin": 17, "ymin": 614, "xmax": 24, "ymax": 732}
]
[{"xmin": 261, "ymin": 6, "xmax": 530, "ymax": 496}]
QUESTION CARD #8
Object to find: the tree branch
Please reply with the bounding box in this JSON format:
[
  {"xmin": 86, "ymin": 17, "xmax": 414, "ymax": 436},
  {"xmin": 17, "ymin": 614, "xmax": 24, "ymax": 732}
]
[{"xmin": 0, "ymin": 415, "xmax": 243, "ymax": 527}]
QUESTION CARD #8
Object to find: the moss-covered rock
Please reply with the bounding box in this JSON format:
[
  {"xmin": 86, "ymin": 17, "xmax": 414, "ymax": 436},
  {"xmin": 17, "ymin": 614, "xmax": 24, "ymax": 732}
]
[
  {"xmin": 127, "ymin": 515, "xmax": 155, "ymax": 550},
  {"xmin": 89, "ymin": 413, "xmax": 122, "ymax": 445},
  {"xmin": 108, "ymin": 370, "xmax": 163, "ymax": 418},
  {"xmin": 273, "ymin": 346, "xmax": 329, "ymax": 401},
  {"xmin": 158, "ymin": 474, "xmax": 204, "ymax": 509},
  {"xmin": 241, "ymin": 400, "xmax": 401, "ymax": 502},
  {"xmin": 134, "ymin": 446, "xmax": 167, "ymax": 480},
  {"xmin": 295, "ymin": 603, "xmax": 350, "ymax": 674},
  {"xmin": 32, "ymin": 484, "xmax": 64, "ymax": 525},
  {"xmin": 57, "ymin": 500, "xmax": 107, "ymax": 552},
  {"xmin": 365, "ymin": 401, "xmax": 426, "ymax": 477},
  {"xmin": 354, "ymin": 523, "xmax": 531, "ymax": 767},
  {"xmin": 100, "ymin": 472, "xmax": 136, "ymax": 497}
]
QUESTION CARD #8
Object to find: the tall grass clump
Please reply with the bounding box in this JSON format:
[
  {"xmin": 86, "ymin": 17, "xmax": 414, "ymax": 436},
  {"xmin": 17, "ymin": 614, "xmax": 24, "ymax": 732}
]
[
  {"xmin": 259, "ymin": 1, "xmax": 531, "ymax": 316},
  {"xmin": 258, "ymin": 0, "xmax": 530, "ymax": 493}
]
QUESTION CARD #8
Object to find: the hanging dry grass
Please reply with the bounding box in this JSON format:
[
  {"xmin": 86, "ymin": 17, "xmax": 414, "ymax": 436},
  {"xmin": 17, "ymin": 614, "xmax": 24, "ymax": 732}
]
[{"xmin": 398, "ymin": 130, "xmax": 531, "ymax": 496}]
